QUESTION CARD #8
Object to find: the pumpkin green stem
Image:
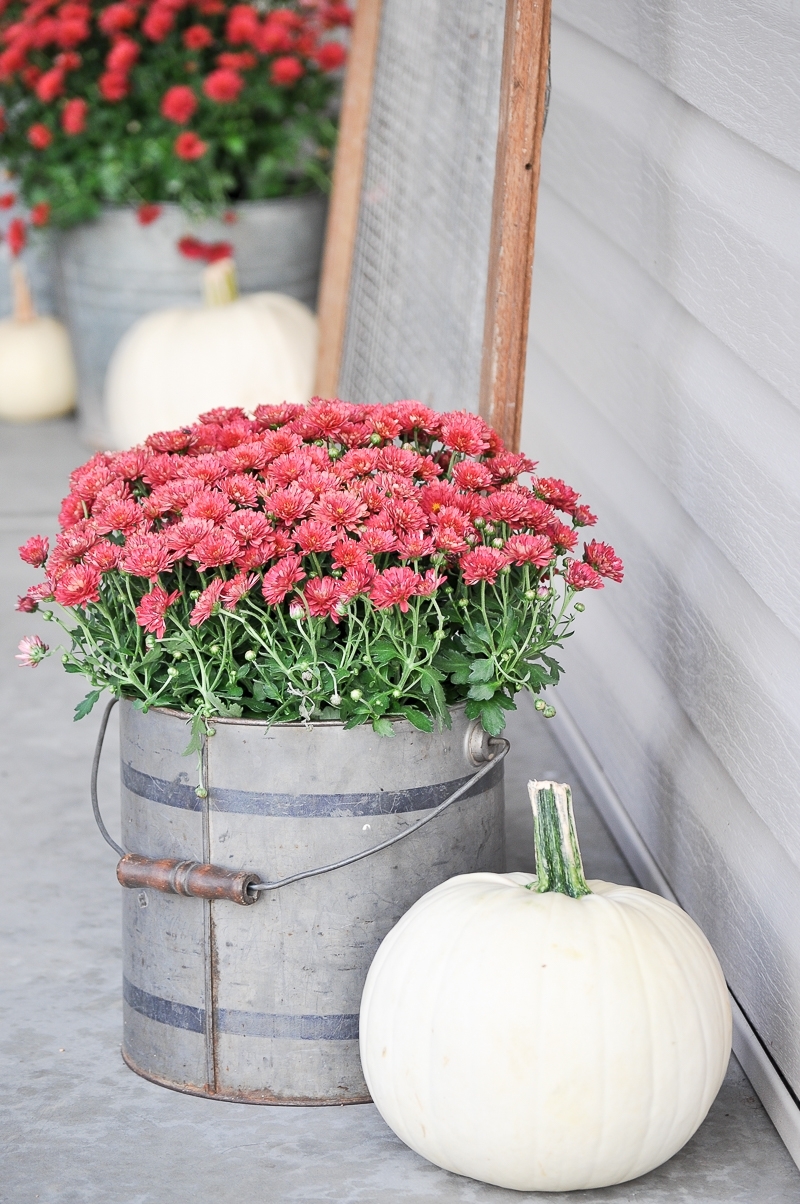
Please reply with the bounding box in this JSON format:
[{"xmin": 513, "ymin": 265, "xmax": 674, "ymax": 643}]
[
  {"xmin": 527, "ymin": 780, "xmax": 591, "ymax": 898},
  {"xmin": 203, "ymin": 257, "xmax": 239, "ymax": 306}
]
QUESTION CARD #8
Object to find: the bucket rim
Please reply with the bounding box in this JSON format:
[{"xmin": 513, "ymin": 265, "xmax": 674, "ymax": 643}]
[{"xmin": 126, "ymin": 699, "xmax": 469, "ymax": 730}]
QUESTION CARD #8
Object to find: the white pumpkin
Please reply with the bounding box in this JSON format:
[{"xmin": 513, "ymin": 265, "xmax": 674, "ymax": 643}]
[
  {"xmin": 105, "ymin": 257, "xmax": 318, "ymax": 448},
  {"xmin": 0, "ymin": 264, "xmax": 76, "ymax": 422},
  {"xmin": 360, "ymin": 780, "xmax": 731, "ymax": 1192}
]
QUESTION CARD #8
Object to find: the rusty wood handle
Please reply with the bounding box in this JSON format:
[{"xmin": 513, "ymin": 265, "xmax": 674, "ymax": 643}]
[{"xmin": 117, "ymin": 854, "xmax": 261, "ymax": 906}]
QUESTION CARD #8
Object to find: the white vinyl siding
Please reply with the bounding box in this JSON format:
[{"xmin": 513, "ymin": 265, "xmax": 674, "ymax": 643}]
[{"xmin": 523, "ymin": 8, "xmax": 800, "ymax": 1093}]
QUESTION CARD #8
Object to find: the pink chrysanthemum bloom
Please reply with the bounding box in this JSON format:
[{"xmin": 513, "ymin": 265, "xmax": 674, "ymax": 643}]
[
  {"xmin": 269, "ymin": 485, "xmax": 315, "ymax": 524},
  {"xmin": 121, "ymin": 533, "xmax": 174, "ymax": 580},
  {"xmin": 370, "ymin": 566, "xmax": 422, "ymax": 613},
  {"xmin": 16, "ymin": 594, "xmax": 38, "ymax": 613},
  {"xmin": 485, "ymin": 491, "xmax": 530, "ymax": 526},
  {"xmin": 313, "ymin": 490, "xmax": 367, "ymax": 530},
  {"xmin": 565, "ymin": 561, "xmax": 604, "ymax": 590},
  {"xmin": 16, "ymin": 634, "xmax": 49, "ymax": 667},
  {"xmin": 135, "ymin": 585, "xmax": 180, "ymax": 639},
  {"xmin": 583, "ymin": 540, "xmax": 624, "ymax": 582},
  {"xmin": 70, "ymin": 460, "xmax": 116, "ymax": 502},
  {"xmin": 179, "ymin": 453, "xmax": 228, "ymax": 488},
  {"xmin": 394, "ymin": 532, "xmax": 436, "ymax": 560},
  {"xmin": 488, "ymin": 452, "xmax": 537, "ymax": 482},
  {"xmin": 184, "ymin": 490, "xmax": 234, "ymax": 524},
  {"xmin": 375, "ymin": 445, "xmax": 421, "ymax": 477},
  {"xmin": 572, "ymin": 504, "xmax": 598, "ymax": 528},
  {"xmin": 223, "ymin": 440, "xmax": 270, "ymax": 473},
  {"xmin": 225, "ymin": 510, "xmax": 273, "ymax": 546},
  {"xmin": 53, "ymin": 563, "xmax": 102, "ymax": 607},
  {"xmin": 459, "ymin": 546, "xmax": 509, "ymax": 586},
  {"xmin": 332, "ymin": 537, "xmax": 370, "ymax": 570},
  {"xmin": 18, "ymin": 534, "xmax": 49, "ymax": 567},
  {"xmin": 382, "ymin": 497, "xmax": 427, "ymax": 535},
  {"xmin": 221, "ymin": 474, "xmax": 260, "ymax": 508},
  {"xmin": 146, "ymin": 427, "xmax": 195, "ymax": 454},
  {"xmin": 340, "ymin": 562, "xmax": 377, "ymax": 601},
  {"xmin": 163, "ymin": 517, "xmax": 215, "ymax": 559},
  {"xmin": 416, "ymin": 568, "xmax": 447, "ymax": 597},
  {"xmin": 294, "ymin": 519, "xmax": 338, "ymax": 554},
  {"xmin": 85, "ymin": 541, "xmax": 123, "ymax": 574},
  {"xmin": 262, "ymin": 554, "xmax": 306, "ymax": 605},
  {"xmin": 534, "ymin": 476, "xmax": 582, "ymax": 514},
  {"xmin": 546, "ymin": 520, "xmax": 579, "ymax": 552},
  {"xmin": 304, "ymin": 576, "xmax": 344, "ymax": 621},
  {"xmin": 451, "ymin": 460, "xmax": 493, "ymax": 491},
  {"xmin": 358, "ymin": 526, "xmax": 397, "ymax": 555},
  {"xmin": 390, "ymin": 399, "xmax": 442, "ymax": 437},
  {"xmin": 109, "ymin": 448, "xmax": 151, "ymax": 480},
  {"xmin": 221, "ymin": 572, "xmax": 258, "ymax": 610},
  {"xmin": 58, "ymin": 494, "xmax": 87, "ymax": 529},
  {"xmin": 190, "ymin": 579, "xmax": 225, "ymax": 626},
  {"xmin": 92, "ymin": 497, "xmax": 143, "ymax": 534},
  {"xmin": 335, "ymin": 448, "xmax": 379, "ymax": 480},
  {"xmin": 142, "ymin": 453, "xmax": 182, "ymax": 488},
  {"xmin": 190, "ymin": 529, "xmax": 240, "ymax": 571},
  {"xmin": 439, "ymin": 411, "xmax": 491, "ymax": 456},
  {"xmin": 504, "ymin": 533, "xmax": 554, "ymax": 568}
]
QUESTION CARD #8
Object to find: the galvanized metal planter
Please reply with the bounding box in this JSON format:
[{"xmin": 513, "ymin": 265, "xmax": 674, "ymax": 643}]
[
  {"xmin": 116, "ymin": 701, "xmax": 505, "ymax": 1104},
  {"xmin": 54, "ymin": 194, "xmax": 327, "ymax": 446}
]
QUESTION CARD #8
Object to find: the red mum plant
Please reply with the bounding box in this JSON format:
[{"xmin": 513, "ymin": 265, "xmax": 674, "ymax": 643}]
[
  {"xmin": 0, "ymin": 1, "xmax": 351, "ymax": 227},
  {"xmin": 17, "ymin": 400, "xmax": 622, "ymax": 735}
]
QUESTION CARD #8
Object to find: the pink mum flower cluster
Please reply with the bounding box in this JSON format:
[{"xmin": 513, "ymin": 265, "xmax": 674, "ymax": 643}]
[{"xmin": 18, "ymin": 399, "xmax": 622, "ymax": 633}]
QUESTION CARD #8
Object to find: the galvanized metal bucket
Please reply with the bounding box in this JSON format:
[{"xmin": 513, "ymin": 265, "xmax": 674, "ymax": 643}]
[
  {"xmin": 111, "ymin": 700, "xmax": 505, "ymax": 1104},
  {"xmin": 54, "ymin": 194, "xmax": 327, "ymax": 446}
]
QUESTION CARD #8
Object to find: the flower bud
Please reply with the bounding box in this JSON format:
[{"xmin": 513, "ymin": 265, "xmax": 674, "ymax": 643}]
[
  {"xmin": 574, "ymin": 601, "xmax": 585, "ymax": 612},
  {"xmin": 330, "ymin": 693, "xmax": 341, "ymax": 706},
  {"xmin": 195, "ymin": 786, "xmax": 208, "ymax": 798},
  {"xmin": 524, "ymin": 589, "xmax": 537, "ymax": 600},
  {"xmin": 189, "ymin": 590, "xmax": 201, "ymax": 600},
  {"xmin": 543, "ymin": 705, "xmax": 556, "ymax": 719},
  {"xmin": 391, "ymin": 689, "xmax": 401, "ymax": 699},
  {"xmin": 42, "ymin": 609, "xmax": 53, "ymax": 621},
  {"xmin": 534, "ymin": 698, "xmax": 546, "ymax": 712},
  {"xmin": 302, "ymin": 669, "xmax": 313, "ymax": 682},
  {"xmin": 244, "ymin": 649, "xmax": 256, "ymax": 661},
  {"xmin": 210, "ymin": 644, "xmax": 221, "ymax": 655},
  {"xmin": 350, "ymin": 688, "xmax": 362, "ymax": 701},
  {"xmin": 167, "ymin": 666, "xmax": 179, "ymax": 678}
]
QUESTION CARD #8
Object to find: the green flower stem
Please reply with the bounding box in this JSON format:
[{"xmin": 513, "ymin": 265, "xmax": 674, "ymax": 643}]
[{"xmin": 528, "ymin": 780, "xmax": 591, "ymax": 898}]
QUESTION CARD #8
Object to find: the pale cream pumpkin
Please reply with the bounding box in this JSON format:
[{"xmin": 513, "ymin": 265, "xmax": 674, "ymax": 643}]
[
  {"xmin": 0, "ymin": 264, "xmax": 76, "ymax": 422},
  {"xmin": 105, "ymin": 258, "xmax": 318, "ymax": 448},
  {"xmin": 360, "ymin": 780, "xmax": 732, "ymax": 1192}
]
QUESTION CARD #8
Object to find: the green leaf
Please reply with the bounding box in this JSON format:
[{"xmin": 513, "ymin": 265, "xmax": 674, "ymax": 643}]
[
  {"xmin": 464, "ymin": 698, "xmax": 507, "ymax": 736},
  {"xmin": 460, "ymin": 633, "xmax": 487, "ymax": 655},
  {"xmin": 253, "ymin": 678, "xmax": 282, "ymax": 702},
  {"xmin": 467, "ymin": 682, "xmax": 497, "ymax": 701},
  {"xmin": 372, "ymin": 717, "xmax": 395, "ymax": 738},
  {"xmin": 434, "ymin": 649, "xmax": 471, "ymax": 673},
  {"xmin": 399, "ymin": 706, "xmax": 434, "ymax": 732},
  {"xmin": 370, "ymin": 639, "xmax": 398, "ymax": 666},
  {"xmin": 468, "ymin": 659, "xmax": 495, "ymax": 683},
  {"xmin": 74, "ymin": 689, "xmax": 102, "ymax": 722}
]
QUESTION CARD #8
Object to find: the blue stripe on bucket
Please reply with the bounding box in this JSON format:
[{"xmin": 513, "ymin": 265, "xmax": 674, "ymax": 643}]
[
  {"xmin": 123, "ymin": 977, "xmax": 359, "ymax": 1040},
  {"xmin": 121, "ymin": 760, "xmax": 501, "ymax": 818}
]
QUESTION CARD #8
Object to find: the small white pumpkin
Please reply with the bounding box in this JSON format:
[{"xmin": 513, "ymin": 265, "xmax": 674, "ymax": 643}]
[
  {"xmin": 0, "ymin": 264, "xmax": 76, "ymax": 422},
  {"xmin": 360, "ymin": 780, "xmax": 731, "ymax": 1192},
  {"xmin": 105, "ymin": 257, "xmax": 318, "ymax": 448}
]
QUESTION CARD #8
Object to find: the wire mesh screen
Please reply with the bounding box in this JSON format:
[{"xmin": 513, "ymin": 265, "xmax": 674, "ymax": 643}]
[{"xmin": 338, "ymin": 0, "xmax": 506, "ymax": 411}]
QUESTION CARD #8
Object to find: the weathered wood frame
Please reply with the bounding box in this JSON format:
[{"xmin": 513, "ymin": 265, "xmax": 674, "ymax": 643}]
[{"xmin": 315, "ymin": 0, "xmax": 551, "ymax": 453}]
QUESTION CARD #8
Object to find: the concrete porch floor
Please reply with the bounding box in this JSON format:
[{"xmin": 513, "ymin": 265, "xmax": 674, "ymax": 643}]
[{"xmin": 1, "ymin": 417, "xmax": 798, "ymax": 1203}]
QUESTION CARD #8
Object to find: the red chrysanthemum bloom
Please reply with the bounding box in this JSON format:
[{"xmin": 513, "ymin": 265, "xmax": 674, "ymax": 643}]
[
  {"xmin": 180, "ymin": 453, "xmax": 228, "ymax": 486},
  {"xmin": 394, "ymin": 532, "xmax": 436, "ymax": 560},
  {"xmin": 163, "ymin": 516, "xmax": 214, "ymax": 559},
  {"xmin": 451, "ymin": 460, "xmax": 493, "ymax": 491},
  {"xmin": 257, "ymin": 20, "xmax": 293, "ymax": 54},
  {"xmin": 0, "ymin": 193, "xmax": 15, "ymax": 210},
  {"xmin": 487, "ymin": 452, "xmax": 536, "ymax": 483},
  {"xmin": 535, "ymin": 477, "xmax": 582, "ymax": 514},
  {"xmin": 142, "ymin": 4, "xmax": 174, "ymax": 41},
  {"xmin": 190, "ymin": 578, "xmax": 225, "ymax": 626},
  {"xmin": 331, "ymin": 538, "xmax": 370, "ymax": 570},
  {"xmin": 432, "ymin": 519, "xmax": 471, "ymax": 556},
  {"xmin": 484, "ymin": 491, "xmax": 531, "ymax": 526},
  {"xmin": 183, "ymin": 24, "xmax": 214, "ymax": 50},
  {"xmin": 504, "ymin": 533, "xmax": 553, "ymax": 568},
  {"xmin": 335, "ymin": 447, "xmax": 378, "ymax": 480},
  {"xmin": 190, "ymin": 528, "xmax": 240, "ymax": 570},
  {"xmin": 546, "ymin": 520, "xmax": 578, "ymax": 551},
  {"xmin": 270, "ymin": 55, "xmax": 303, "ymax": 86},
  {"xmin": 226, "ymin": 3, "xmax": 260, "ymax": 44},
  {"xmin": 221, "ymin": 571, "xmax": 257, "ymax": 610},
  {"xmin": 52, "ymin": 519, "xmax": 99, "ymax": 565},
  {"xmin": 267, "ymin": 484, "xmax": 314, "ymax": 524},
  {"xmin": 56, "ymin": 13, "xmax": 91, "ymax": 49},
  {"xmin": 92, "ymin": 496, "xmax": 143, "ymax": 534},
  {"xmin": 106, "ymin": 36, "xmax": 139, "ymax": 73},
  {"xmin": 303, "ymin": 576, "xmax": 344, "ymax": 622},
  {"xmin": 262, "ymin": 553, "xmax": 305, "ymax": 604},
  {"xmin": 174, "ymin": 131, "xmax": 207, "ymax": 160},
  {"xmin": 135, "ymin": 584, "xmax": 179, "ymax": 639},
  {"xmin": 370, "ymin": 566, "xmax": 422, "ymax": 613},
  {"xmin": 417, "ymin": 568, "xmax": 447, "ymax": 597},
  {"xmin": 98, "ymin": 3, "xmax": 138, "ymax": 35},
  {"xmin": 203, "ymin": 67, "xmax": 244, "ymax": 103},
  {"xmin": 184, "ymin": 489, "xmax": 232, "ymax": 524},
  {"xmin": 18, "ymin": 534, "xmax": 49, "ymax": 567},
  {"xmin": 6, "ymin": 217, "xmax": 26, "ymax": 257},
  {"xmin": 53, "ymin": 563, "xmax": 102, "ymax": 607},
  {"xmin": 294, "ymin": 519, "xmax": 337, "ymax": 554},
  {"xmin": 146, "ymin": 426, "xmax": 194, "ymax": 453},
  {"xmin": 85, "ymin": 540, "xmax": 122, "ymax": 574},
  {"xmin": 313, "ymin": 490, "xmax": 367, "ymax": 531},
  {"xmin": 35, "ymin": 66, "xmax": 65, "ymax": 102},
  {"xmin": 314, "ymin": 41, "xmax": 346, "ymax": 71},
  {"xmin": 98, "ymin": 70, "xmax": 129, "ymax": 101},
  {"xmin": 70, "ymin": 456, "xmax": 115, "ymax": 500},
  {"xmin": 572, "ymin": 504, "xmax": 598, "ymax": 528},
  {"xmin": 16, "ymin": 593, "xmax": 38, "ymax": 613},
  {"xmin": 30, "ymin": 201, "xmax": 51, "ymax": 227},
  {"xmin": 358, "ymin": 527, "xmax": 396, "ymax": 555},
  {"xmin": 225, "ymin": 510, "xmax": 272, "ymax": 546},
  {"xmin": 565, "ymin": 561, "xmax": 604, "ymax": 591},
  {"xmin": 221, "ymin": 440, "xmax": 267, "ymax": 473},
  {"xmin": 120, "ymin": 532, "xmax": 173, "ymax": 580},
  {"xmin": 440, "ymin": 412, "xmax": 491, "ymax": 456},
  {"xmin": 221, "ymin": 474, "xmax": 259, "ymax": 507},
  {"xmin": 137, "ymin": 201, "xmax": 161, "ymax": 225},
  {"xmin": 459, "ymin": 546, "xmax": 509, "ymax": 586},
  {"xmin": 583, "ymin": 540, "xmax": 624, "ymax": 583},
  {"xmin": 339, "ymin": 561, "xmax": 376, "ymax": 600},
  {"xmin": 110, "ymin": 448, "xmax": 150, "ymax": 480},
  {"xmin": 217, "ymin": 50, "xmax": 257, "ymax": 70},
  {"xmin": 58, "ymin": 493, "xmax": 86, "ymax": 528},
  {"xmin": 160, "ymin": 84, "xmax": 197, "ymax": 123},
  {"xmin": 27, "ymin": 123, "xmax": 52, "ymax": 149}
]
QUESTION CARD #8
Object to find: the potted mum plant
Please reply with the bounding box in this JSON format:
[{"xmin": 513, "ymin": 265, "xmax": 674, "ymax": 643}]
[
  {"xmin": 0, "ymin": 1, "xmax": 350, "ymax": 440},
  {"xmin": 16, "ymin": 399, "xmax": 623, "ymax": 1105}
]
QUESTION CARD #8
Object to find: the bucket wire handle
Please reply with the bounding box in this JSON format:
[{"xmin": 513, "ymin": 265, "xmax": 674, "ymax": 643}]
[
  {"xmin": 247, "ymin": 736, "xmax": 510, "ymax": 894},
  {"xmin": 91, "ymin": 697, "xmax": 124, "ymax": 857},
  {"xmin": 89, "ymin": 697, "xmax": 509, "ymax": 900}
]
